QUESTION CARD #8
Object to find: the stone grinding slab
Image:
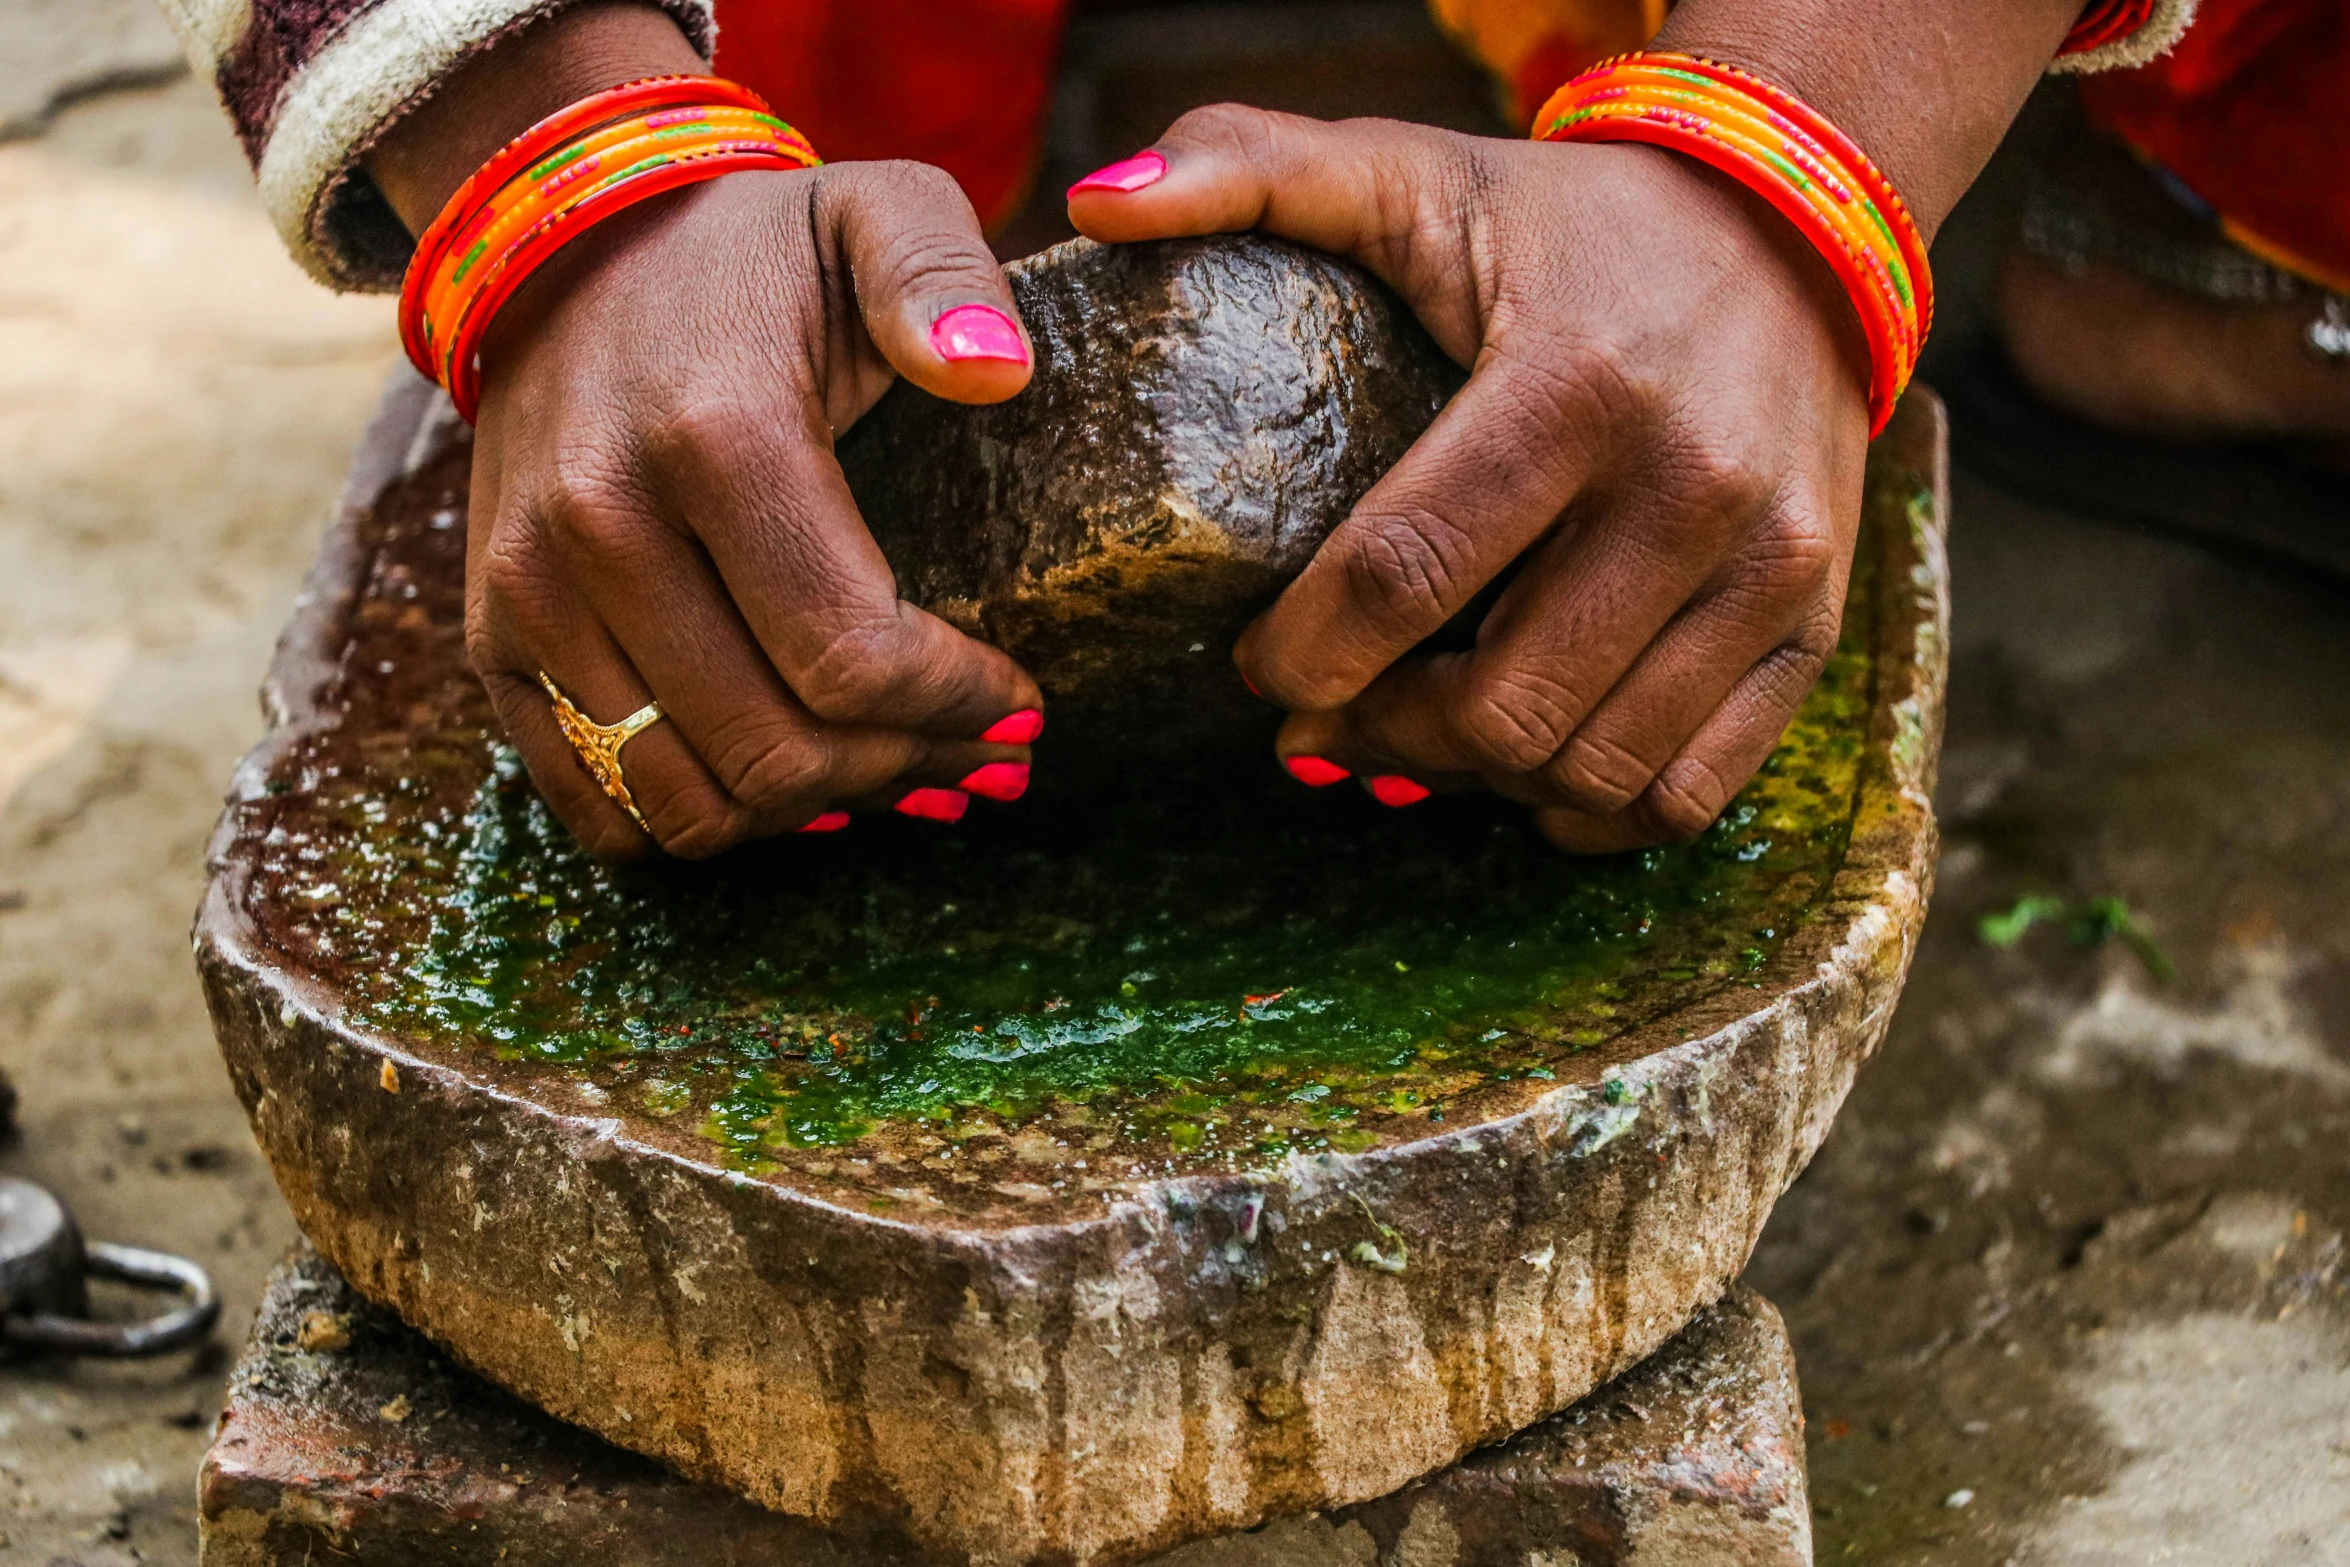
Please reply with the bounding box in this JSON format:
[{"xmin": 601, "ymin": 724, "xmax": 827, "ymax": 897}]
[
  {"xmin": 196, "ymin": 237, "xmax": 1945, "ymax": 1567},
  {"xmin": 200, "ymin": 1246, "xmax": 1811, "ymax": 1567}
]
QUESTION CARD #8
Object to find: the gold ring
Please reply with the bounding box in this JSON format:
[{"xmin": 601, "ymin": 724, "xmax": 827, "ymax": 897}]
[{"xmin": 538, "ymin": 672, "xmax": 664, "ymax": 829}]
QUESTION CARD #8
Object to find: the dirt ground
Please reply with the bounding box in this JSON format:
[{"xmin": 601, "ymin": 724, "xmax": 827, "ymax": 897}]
[{"xmin": 1, "ymin": 6, "xmax": 2345, "ymax": 1564}]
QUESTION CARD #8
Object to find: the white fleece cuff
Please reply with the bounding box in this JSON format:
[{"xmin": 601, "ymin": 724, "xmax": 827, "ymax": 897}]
[
  {"xmin": 254, "ymin": 0, "xmax": 716, "ymax": 291},
  {"xmin": 2050, "ymin": 0, "xmax": 2201, "ymax": 75}
]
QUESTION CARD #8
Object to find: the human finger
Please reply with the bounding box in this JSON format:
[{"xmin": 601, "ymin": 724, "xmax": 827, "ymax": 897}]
[
  {"xmin": 468, "ymin": 551, "xmax": 754, "ymax": 862},
  {"xmin": 1526, "ymin": 514, "xmax": 1845, "ymax": 814},
  {"xmin": 820, "ymin": 160, "xmax": 1035, "ymax": 405},
  {"xmin": 1530, "ymin": 625, "xmax": 1841, "ymax": 853},
  {"xmin": 630, "ymin": 378, "xmax": 1045, "ymax": 742},
  {"xmin": 1066, "ymin": 105, "xmax": 1485, "ymax": 358},
  {"xmin": 559, "ymin": 487, "xmax": 1036, "ymax": 824},
  {"xmin": 1234, "ymin": 360, "xmax": 1614, "ymax": 715}
]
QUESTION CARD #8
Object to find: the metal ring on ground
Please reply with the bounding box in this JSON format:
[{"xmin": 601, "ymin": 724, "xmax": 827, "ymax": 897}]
[{"xmin": 3, "ymin": 1242, "xmax": 220, "ymax": 1357}]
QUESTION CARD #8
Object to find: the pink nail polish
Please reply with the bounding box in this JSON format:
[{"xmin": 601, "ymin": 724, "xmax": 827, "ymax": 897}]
[
  {"xmin": 796, "ymin": 810, "xmax": 851, "ymax": 834},
  {"xmin": 1368, "ymin": 775, "xmax": 1431, "ymax": 808},
  {"xmin": 1067, "ymin": 150, "xmax": 1166, "ymax": 197},
  {"xmin": 930, "ymin": 304, "xmax": 1029, "ymax": 365},
  {"xmin": 896, "ymin": 787, "xmax": 970, "ymax": 823},
  {"xmin": 980, "ymin": 708, "xmax": 1045, "ymax": 745},
  {"xmin": 1283, "ymin": 755, "xmax": 1351, "ymax": 788},
  {"xmin": 959, "ymin": 762, "xmax": 1030, "ymax": 802}
]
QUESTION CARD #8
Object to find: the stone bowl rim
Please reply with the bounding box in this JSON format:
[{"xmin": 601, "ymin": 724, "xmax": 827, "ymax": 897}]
[{"xmin": 195, "ymin": 366, "xmax": 1947, "ymax": 1250}]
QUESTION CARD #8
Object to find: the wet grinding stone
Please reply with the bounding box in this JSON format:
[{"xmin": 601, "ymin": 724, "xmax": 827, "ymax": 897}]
[
  {"xmin": 200, "ymin": 1245, "xmax": 1811, "ymax": 1567},
  {"xmin": 837, "ymin": 235, "xmax": 1461, "ymax": 775},
  {"xmin": 197, "ymin": 250, "xmax": 1946, "ymax": 1567}
]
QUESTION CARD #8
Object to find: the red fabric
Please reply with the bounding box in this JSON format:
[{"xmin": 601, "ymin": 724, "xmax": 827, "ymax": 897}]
[
  {"xmin": 711, "ymin": 0, "xmax": 1072, "ymax": 230},
  {"xmin": 2080, "ymin": 0, "xmax": 2350, "ymax": 291},
  {"xmin": 708, "ymin": 0, "xmax": 2346, "ymax": 293}
]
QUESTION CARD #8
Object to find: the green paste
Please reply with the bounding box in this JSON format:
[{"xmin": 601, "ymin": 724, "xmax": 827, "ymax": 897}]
[{"xmin": 306, "ymin": 563, "xmax": 1878, "ymax": 1177}]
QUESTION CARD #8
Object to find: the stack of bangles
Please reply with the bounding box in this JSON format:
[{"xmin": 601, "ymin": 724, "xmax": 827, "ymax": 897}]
[
  {"xmin": 398, "ymin": 74, "xmax": 820, "ymax": 423},
  {"xmin": 1532, "ymin": 52, "xmax": 1932, "ymax": 436}
]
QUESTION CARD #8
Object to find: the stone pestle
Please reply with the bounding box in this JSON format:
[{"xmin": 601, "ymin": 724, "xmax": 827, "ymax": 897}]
[{"xmin": 836, "ymin": 235, "xmax": 1464, "ymax": 779}]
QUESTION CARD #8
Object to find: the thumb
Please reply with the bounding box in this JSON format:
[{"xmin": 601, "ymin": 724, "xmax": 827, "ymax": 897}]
[
  {"xmin": 1065, "ymin": 106, "xmax": 1461, "ymax": 316},
  {"xmin": 825, "ymin": 161, "xmax": 1034, "ymax": 405}
]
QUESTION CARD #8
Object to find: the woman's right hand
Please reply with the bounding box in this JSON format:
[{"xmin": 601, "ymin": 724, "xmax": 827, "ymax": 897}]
[
  {"xmin": 368, "ymin": 5, "xmax": 1042, "ymax": 863},
  {"xmin": 463, "ymin": 162, "xmax": 1046, "ymax": 861}
]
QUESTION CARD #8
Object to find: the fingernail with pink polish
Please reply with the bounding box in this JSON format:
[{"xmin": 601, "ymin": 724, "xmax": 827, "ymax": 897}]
[
  {"xmin": 980, "ymin": 708, "xmax": 1045, "ymax": 745},
  {"xmin": 959, "ymin": 762, "xmax": 1030, "ymax": 802},
  {"xmin": 931, "ymin": 304, "xmax": 1029, "ymax": 366},
  {"xmin": 1068, "ymin": 150, "xmax": 1166, "ymax": 198},
  {"xmin": 1283, "ymin": 755, "xmax": 1351, "ymax": 788},
  {"xmin": 796, "ymin": 810, "xmax": 851, "ymax": 834},
  {"xmin": 1368, "ymin": 775, "xmax": 1431, "ymax": 808},
  {"xmin": 896, "ymin": 787, "xmax": 970, "ymax": 823}
]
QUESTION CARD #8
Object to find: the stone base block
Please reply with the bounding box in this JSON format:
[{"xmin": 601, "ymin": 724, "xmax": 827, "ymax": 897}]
[{"xmin": 200, "ymin": 1247, "xmax": 1811, "ymax": 1567}]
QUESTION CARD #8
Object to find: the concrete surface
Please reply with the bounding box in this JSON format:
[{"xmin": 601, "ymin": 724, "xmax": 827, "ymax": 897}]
[
  {"xmin": 198, "ymin": 1249, "xmax": 1809, "ymax": 1567},
  {"xmin": 1745, "ymin": 470, "xmax": 2350, "ymax": 1563},
  {"xmin": 0, "ymin": 53, "xmax": 400, "ymax": 1567},
  {"xmin": 0, "ymin": 5, "xmax": 2345, "ymax": 1564},
  {"xmin": 0, "ymin": 0, "xmax": 186, "ymax": 141}
]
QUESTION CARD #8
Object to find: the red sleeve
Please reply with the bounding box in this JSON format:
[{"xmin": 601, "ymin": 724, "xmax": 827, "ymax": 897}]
[{"xmin": 712, "ymin": 0, "xmax": 1072, "ymax": 231}]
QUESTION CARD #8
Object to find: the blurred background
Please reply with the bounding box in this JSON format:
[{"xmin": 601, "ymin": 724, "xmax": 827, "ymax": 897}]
[{"xmin": 2, "ymin": 2, "xmax": 2346, "ymax": 1562}]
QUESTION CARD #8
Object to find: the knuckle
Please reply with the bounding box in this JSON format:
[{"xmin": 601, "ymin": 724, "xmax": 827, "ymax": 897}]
[
  {"xmin": 573, "ymin": 812, "xmax": 655, "ymax": 866},
  {"xmin": 1166, "ymin": 102, "xmax": 1285, "ymax": 161},
  {"xmin": 1743, "ymin": 626, "xmax": 1837, "ymax": 712},
  {"xmin": 466, "ymin": 539, "xmax": 557, "ymax": 670},
  {"xmin": 642, "ymin": 785, "xmax": 750, "ymax": 861},
  {"xmin": 1502, "ymin": 330, "xmax": 1649, "ymax": 436},
  {"xmin": 1456, "ymin": 665, "xmax": 1583, "ymax": 773},
  {"xmin": 463, "ymin": 607, "xmax": 511, "ymax": 681},
  {"xmin": 1642, "ymin": 761, "xmax": 1734, "ymax": 842},
  {"xmin": 866, "ymin": 158, "xmax": 968, "ymax": 205},
  {"xmin": 794, "ymin": 611, "xmax": 914, "ymax": 723},
  {"xmin": 1769, "ymin": 627, "xmax": 1835, "ymax": 687},
  {"xmin": 872, "ymin": 229, "xmax": 999, "ymax": 306},
  {"xmin": 1337, "ymin": 509, "xmax": 1473, "ymax": 641},
  {"xmin": 639, "ymin": 395, "xmax": 753, "ymax": 478},
  {"xmin": 537, "ymin": 469, "xmax": 655, "ymax": 569},
  {"xmin": 701, "ymin": 713, "xmax": 829, "ymax": 811},
  {"xmin": 1254, "ymin": 657, "xmax": 1354, "ymax": 715},
  {"xmin": 1547, "ymin": 729, "xmax": 1660, "ymax": 815},
  {"xmin": 1737, "ymin": 510, "xmax": 1840, "ymax": 602},
  {"xmin": 473, "ymin": 535, "xmax": 542, "ymax": 612},
  {"xmin": 1661, "ymin": 441, "xmax": 1771, "ymax": 529},
  {"xmin": 1786, "ymin": 600, "xmax": 1844, "ymax": 662}
]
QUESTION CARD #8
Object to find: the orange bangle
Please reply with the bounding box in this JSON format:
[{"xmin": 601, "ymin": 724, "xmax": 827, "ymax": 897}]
[
  {"xmin": 1532, "ymin": 53, "xmax": 1931, "ymax": 435},
  {"xmin": 399, "ymin": 76, "xmax": 821, "ymax": 423}
]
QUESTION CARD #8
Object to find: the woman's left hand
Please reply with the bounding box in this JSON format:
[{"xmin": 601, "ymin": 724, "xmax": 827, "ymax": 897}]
[{"xmin": 1067, "ymin": 107, "xmax": 1874, "ymax": 852}]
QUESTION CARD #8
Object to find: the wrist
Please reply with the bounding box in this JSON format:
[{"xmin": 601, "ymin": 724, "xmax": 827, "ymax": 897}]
[
  {"xmin": 366, "ymin": 1, "xmax": 706, "ymax": 234},
  {"xmin": 1653, "ymin": 0, "xmax": 2083, "ymax": 239}
]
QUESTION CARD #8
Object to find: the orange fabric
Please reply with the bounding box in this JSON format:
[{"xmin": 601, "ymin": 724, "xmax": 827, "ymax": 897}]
[
  {"xmin": 710, "ymin": 0, "xmax": 2344, "ymax": 298},
  {"xmin": 711, "ymin": 0, "xmax": 1071, "ymax": 230},
  {"xmin": 2080, "ymin": 0, "xmax": 2350, "ymax": 292},
  {"xmin": 708, "ymin": 0, "xmax": 1660, "ymax": 224},
  {"xmin": 1427, "ymin": 0, "xmax": 1666, "ymax": 126}
]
